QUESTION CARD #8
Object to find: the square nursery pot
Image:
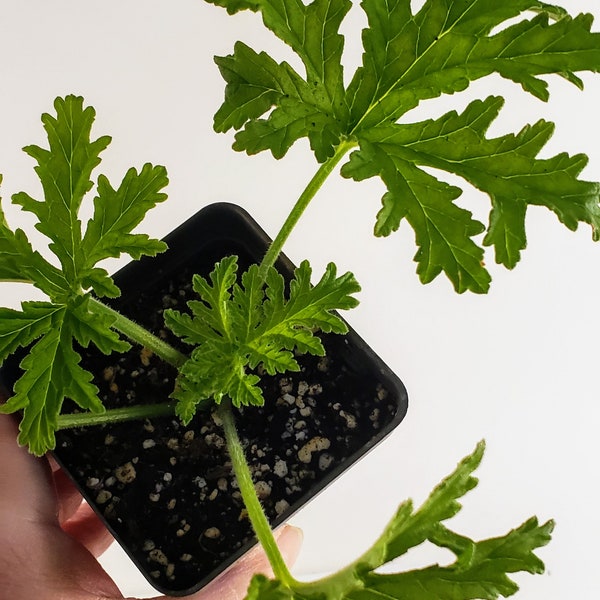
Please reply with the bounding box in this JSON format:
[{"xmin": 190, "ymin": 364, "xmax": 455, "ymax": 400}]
[{"xmin": 0, "ymin": 202, "xmax": 408, "ymax": 596}]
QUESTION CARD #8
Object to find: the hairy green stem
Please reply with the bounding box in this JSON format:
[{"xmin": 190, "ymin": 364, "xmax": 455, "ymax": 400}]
[
  {"xmin": 259, "ymin": 139, "xmax": 357, "ymax": 280},
  {"xmin": 219, "ymin": 400, "xmax": 297, "ymax": 587},
  {"xmin": 56, "ymin": 402, "xmax": 177, "ymax": 429},
  {"xmin": 89, "ymin": 297, "xmax": 188, "ymax": 368},
  {"xmin": 218, "ymin": 398, "xmax": 373, "ymax": 598}
]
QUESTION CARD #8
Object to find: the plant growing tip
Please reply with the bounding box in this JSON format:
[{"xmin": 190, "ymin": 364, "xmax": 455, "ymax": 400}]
[{"xmin": 166, "ymin": 256, "xmax": 360, "ymax": 422}]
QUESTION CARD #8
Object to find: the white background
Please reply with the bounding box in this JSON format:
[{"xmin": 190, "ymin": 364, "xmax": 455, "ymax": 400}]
[{"xmin": 1, "ymin": 1, "xmax": 599, "ymax": 598}]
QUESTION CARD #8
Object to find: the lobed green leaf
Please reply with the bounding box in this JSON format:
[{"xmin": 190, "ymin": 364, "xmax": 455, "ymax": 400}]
[
  {"xmin": 67, "ymin": 295, "xmax": 131, "ymax": 355},
  {"xmin": 0, "ymin": 302, "xmax": 62, "ymax": 364},
  {"xmin": 343, "ymin": 139, "xmax": 489, "ymax": 293},
  {"xmin": 0, "ymin": 307, "xmax": 105, "ymax": 455},
  {"xmin": 12, "ymin": 96, "xmax": 111, "ymax": 284},
  {"xmin": 5, "ymin": 95, "xmax": 170, "ymax": 300},
  {"xmin": 212, "ymin": 0, "xmax": 600, "ymax": 291},
  {"xmin": 81, "ymin": 164, "xmax": 169, "ymax": 271},
  {"xmin": 242, "ymin": 442, "xmax": 554, "ymax": 600},
  {"xmin": 205, "ymin": 0, "xmax": 261, "ymax": 14},
  {"xmin": 347, "ymin": 517, "xmax": 554, "ymax": 600},
  {"xmin": 0, "ymin": 198, "xmax": 70, "ymax": 297},
  {"xmin": 214, "ymin": 0, "xmax": 351, "ymax": 161},
  {"xmin": 166, "ymin": 255, "xmax": 359, "ymax": 418}
]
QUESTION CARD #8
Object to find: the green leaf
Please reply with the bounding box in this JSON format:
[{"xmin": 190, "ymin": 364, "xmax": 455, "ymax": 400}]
[
  {"xmin": 0, "ymin": 307, "xmax": 104, "ymax": 455},
  {"xmin": 0, "ymin": 302, "xmax": 62, "ymax": 363},
  {"xmin": 341, "ymin": 95, "xmax": 600, "ymax": 289},
  {"xmin": 245, "ymin": 576, "xmax": 293, "ymax": 600},
  {"xmin": 349, "ymin": 96, "xmax": 600, "ymax": 273},
  {"xmin": 67, "ymin": 295, "xmax": 131, "ymax": 355},
  {"xmin": 213, "ymin": 0, "xmax": 600, "ymax": 291},
  {"xmin": 365, "ymin": 441, "xmax": 485, "ymax": 566},
  {"xmin": 81, "ymin": 163, "xmax": 169, "ymax": 278},
  {"xmin": 79, "ymin": 267, "xmax": 121, "ymax": 299},
  {"xmin": 348, "ymin": 518, "xmax": 553, "ymax": 599},
  {"xmin": 6, "ymin": 95, "xmax": 169, "ymax": 299},
  {"xmin": 343, "ymin": 139, "xmax": 490, "ymax": 293},
  {"xmin": 228, "ymin": 370, "xmax": 265, "ymax": 407},
  {"xmin": 0, "ymin": 95, "xmax": 169, "ymax": 454},
  {"xmin": 205, "ymin": 0, "xmax": 261, "ymax": 14},
  {"xmin": 12, "ymin": 96, "xmax": 111, "ymax": 284},
  {"xmin": 189, "ymin": 254, "xmax": 239, "ymax": 337},
  {"xmin": 347, "ymin": 3, "xmax": 600, "ymax": 130},
  {"xmin": 250, "ymin": 261, "xmax": 360, "ymax": 357},
  {"xmin": 0, "ymin": 199, "xmax": 70, "ymax": 297},
  {"xmin": 243, "ymin": 442, "xmax": 554, "ymax": 600},
  {"xmin": 0, "ymin": 184, "xmax": 26, "ymax": 282},
  {"xmin": 165, "ymin": 256, "xmax": 359, "ymax": 418},
  {"xmin": 214, "ymin": 0, "xmax": 351, "ymax": 161}
]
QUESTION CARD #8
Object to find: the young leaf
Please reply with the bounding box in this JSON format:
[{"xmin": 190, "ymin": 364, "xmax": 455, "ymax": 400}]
[
  {"xmin": 165, "ymin": 256, "xmax": 360, "ymax": 420},
  {"xmin": 212, "ymin": 0, "xmax": 600, "ymax": 292},
  {"xmin": 250, "ymin": 261, "xmax": 360, "ymax": 361},
  {"xmin": 243, "ymin": 442, "xmax": 553, "ymax": 600}
]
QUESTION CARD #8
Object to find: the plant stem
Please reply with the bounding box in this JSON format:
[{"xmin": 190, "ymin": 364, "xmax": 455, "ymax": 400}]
[
  {"xmin": 88, "ymin": 297, "xmax": 188, "ymax": 368},
  {"xmin": 219, "ymin": 400, "xmax": 297, "ymax": 587},
  {"xmin": 56, "ymin": 401, "xmax": 176, "ymax": 429},
  {"xmin": 258, "ymin": 139, "xmax": 357, "ymax": 280}
]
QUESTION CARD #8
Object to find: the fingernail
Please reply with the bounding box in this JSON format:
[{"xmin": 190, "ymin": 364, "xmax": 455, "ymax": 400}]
[{"xmin": 276, "ymin": 524, "xmax": 304, "ymax": 545}]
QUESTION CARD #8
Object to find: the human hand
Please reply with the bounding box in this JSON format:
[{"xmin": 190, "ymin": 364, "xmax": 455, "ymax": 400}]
[{"xmin": 0, "ymin": 413, "xmax": 303, "ymax": 600}]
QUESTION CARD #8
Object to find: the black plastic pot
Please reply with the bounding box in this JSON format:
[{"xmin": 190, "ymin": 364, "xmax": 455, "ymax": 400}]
[{"xmin": 1, "ymin": 203, "xmax": 408, "ymax": 596}]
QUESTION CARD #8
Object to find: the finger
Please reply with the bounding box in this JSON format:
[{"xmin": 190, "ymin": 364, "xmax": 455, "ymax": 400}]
[
  {"xmin": 135, "ymin": 524, "xmax": 304, "ymax": 600},
  {"xmin": 231, "ymin": 524, "xmax": 304, "ymax": 579},
  {"xmin": 53, "ymin": 466, "xmax": 86, "ymax": 524},
  {"xmin": 61, "ymin": 501, "xmax": 116, "ymax": 557},
  {"xmin": 190, "ymin": 525, "xmax": 303, "ymax": 600},
  {"xmin": 51, "ymin": 457, "xmax": 117, "ymax": 557},
  {"xmin": 0, "ymin": 413, "xmax": 57, "ymax": 525}
]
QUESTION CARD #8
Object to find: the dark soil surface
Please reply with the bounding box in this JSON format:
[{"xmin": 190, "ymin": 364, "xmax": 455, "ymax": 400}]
[{"xmin": 56, "ymin": 337, "xmax": 399, "ymax": 594}]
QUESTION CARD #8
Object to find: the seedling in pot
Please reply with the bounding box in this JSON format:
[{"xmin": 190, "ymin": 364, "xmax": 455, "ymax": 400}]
[{"xmin": 1, "ymin": 0, "xmax": 600, "ymax": 597}]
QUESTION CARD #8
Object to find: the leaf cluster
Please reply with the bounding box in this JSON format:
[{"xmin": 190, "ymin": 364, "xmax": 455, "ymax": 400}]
[
  {"xmin": 244, "ymin": 442, "xmax": 554, "ymax": 600},
  {"xmin": 0, "ymin": 95, "xmax": 169, "ymax": 455},
  {"xmin": 165, "ymin": 255, "xmax": 360, "ymax": 422},
  {"xmin": 209, "ymin": 0, "xmax": 600, "ymax": 292}
]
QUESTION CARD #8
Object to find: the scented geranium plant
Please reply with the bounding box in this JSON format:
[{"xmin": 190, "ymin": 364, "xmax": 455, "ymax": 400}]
[{"xmin": 1, "ymin": 0, "xmax": 600, "ymax": 598}]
